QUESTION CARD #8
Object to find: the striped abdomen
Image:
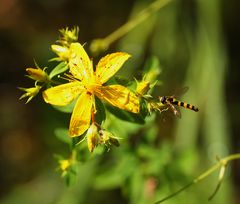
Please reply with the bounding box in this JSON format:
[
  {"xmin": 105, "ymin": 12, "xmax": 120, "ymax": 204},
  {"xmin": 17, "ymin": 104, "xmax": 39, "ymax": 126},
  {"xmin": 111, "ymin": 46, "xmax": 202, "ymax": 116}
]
[
  {"xmin": 160, "ymin": 96, "xmax": 199, "ymax": 112},
  {"xmin": 167, "ymin": 97, "xmax": 199, "ymax": 112}
]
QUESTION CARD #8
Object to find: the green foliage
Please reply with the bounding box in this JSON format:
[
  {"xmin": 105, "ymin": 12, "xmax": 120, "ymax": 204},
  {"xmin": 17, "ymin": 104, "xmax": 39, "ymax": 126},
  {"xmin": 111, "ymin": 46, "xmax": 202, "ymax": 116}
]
[
  {"xmin": 94, "ymin": 97, "xmax": 106, "ymax": 124},
  {"xmin": 55, "ymin": 128, "xmax": 72, "ymax": 145},
  {"xmin": 49, "ymin": 62, "xmax": 68, "ymax": 79},
  {"xmin": 64, "ymin": 164, "xmax": 78, "ymax": 186},
  {"xmin": 114, "ymin": 75, "xmax": 133, "ymax": 87},
  {"xmin": 106, "ymin": 105, "xmax": 145, "ymax": 124}
]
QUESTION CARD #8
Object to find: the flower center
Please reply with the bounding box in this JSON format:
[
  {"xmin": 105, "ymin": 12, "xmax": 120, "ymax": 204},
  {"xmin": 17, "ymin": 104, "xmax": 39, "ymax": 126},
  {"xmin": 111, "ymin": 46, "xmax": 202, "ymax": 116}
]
[{"xmin": 84, "ymin": 74, "xmax": 101, "ymax": 94}]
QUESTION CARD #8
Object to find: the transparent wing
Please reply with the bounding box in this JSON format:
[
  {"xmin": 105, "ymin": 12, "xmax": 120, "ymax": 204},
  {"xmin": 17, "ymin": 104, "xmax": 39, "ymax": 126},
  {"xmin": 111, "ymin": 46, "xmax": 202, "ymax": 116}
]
[
  {"xmin": 169, "ymin": 104, "xmax": 181, "ymax": 118},
  {"xmin": 172, "ymin": 86, "xmax": 189, "ymax": 98}
]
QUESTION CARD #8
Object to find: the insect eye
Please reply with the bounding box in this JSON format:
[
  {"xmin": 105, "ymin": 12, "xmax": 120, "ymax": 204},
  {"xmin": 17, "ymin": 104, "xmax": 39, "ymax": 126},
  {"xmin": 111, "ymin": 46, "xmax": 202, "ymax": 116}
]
[{"xmin": 159, "ymin": 96, "xmax": 165, "ymax": 103}]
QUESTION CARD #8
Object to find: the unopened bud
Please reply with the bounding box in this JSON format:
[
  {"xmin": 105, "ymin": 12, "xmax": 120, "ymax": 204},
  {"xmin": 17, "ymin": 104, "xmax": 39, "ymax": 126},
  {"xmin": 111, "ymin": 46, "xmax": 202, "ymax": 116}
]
[
  {"xmin": 19, "ymin": 85, "xmax": 41, "ymax": 103},
  {"xmin": 136, "ymin": 80, "xmax": 151, "ymax": 96},
  {"xmin": 59, "ymin": 159, "xmax": 71, "ymax": 172},
  {"xmin": 86, "ymin": 124, "xmax": 99, "ymax": 153},
  {"xmin": 26, "ymin": 67, "xmax": 49, "ymax": 82},
  {"xmin": 51, "ymin": 45, "xmax": 70, "ymax": 61},
  {"xmin": 59, "ymin": 27, "xmax": 79, "ymax": 45},
  {"xmin": 99, "ymin": 130, "xmax": 120, "ymax": 147}
]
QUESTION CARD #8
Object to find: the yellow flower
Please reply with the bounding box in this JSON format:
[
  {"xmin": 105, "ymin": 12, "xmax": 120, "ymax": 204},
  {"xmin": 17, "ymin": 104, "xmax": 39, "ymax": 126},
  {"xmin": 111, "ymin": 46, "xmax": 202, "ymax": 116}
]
[
  {"xmin": 43, "ymin": 43, "xmax": 139, "ymax": 137},
  {"xmin": 51, "ymin": 27, "xmax": 79, "ymax": 61},
  {"xmin": 59, "ymin": 159, "xmax": 71, "ymax": 172}
]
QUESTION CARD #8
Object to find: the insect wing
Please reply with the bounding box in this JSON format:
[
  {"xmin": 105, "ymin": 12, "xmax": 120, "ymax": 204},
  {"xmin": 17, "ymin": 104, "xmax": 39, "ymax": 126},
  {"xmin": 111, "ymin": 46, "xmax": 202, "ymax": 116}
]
[
  {"xmin": 171, "ymin": 86, "xmax": 189, "ymax": 98},
  {"xmin": 169, "ymin": 104, "xmax": 181, "ymax": 118}
]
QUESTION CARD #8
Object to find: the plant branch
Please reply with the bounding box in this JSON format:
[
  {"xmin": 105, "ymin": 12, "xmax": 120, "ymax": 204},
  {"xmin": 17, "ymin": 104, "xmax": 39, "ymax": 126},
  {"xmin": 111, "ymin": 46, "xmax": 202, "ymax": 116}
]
[
  {"xmin": 90, "ymin": 0, "xmax": 172, "ymax": 54},
  {"xmin": 154, "ymin": 153, "xmax": 240, "ymax": 204},
  {"xmin": 104, "ymin": 0, "xmax": 172, "ymax": 46}
]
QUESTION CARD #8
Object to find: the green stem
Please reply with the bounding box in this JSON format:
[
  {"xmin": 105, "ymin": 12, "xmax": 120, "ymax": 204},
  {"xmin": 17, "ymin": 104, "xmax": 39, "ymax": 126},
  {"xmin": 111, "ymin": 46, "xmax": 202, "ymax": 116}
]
[
  {"xmin": 194, "ymin": 154, "xmax": 240, "ymax": 183},
  {"xmin": 104, "ymin": 0, "xmax": 172, "ymax": 46},
  {"xmin": 90, "ymin": 0, "xmax": 172, "ymax": 54},
  {"xmin": 154, "ymin": 153, "xmax": 240, "ymax": 204}
]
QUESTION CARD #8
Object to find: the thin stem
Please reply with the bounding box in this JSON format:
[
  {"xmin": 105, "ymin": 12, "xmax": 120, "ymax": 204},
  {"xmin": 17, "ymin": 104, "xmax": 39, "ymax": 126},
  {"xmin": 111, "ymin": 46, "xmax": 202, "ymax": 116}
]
[
  {"xmin": 104, "ymin": 0, "xmax": 172, "ymax": 46},
  {"xmin": 154, "ymin": 153, "xmax": 240, "ymax": 204},
  {"xmin": 91, "ymin": 110, "xmax": 95, "ymax": 124},
  {"xmin": 208, "ymin": 179, "xmax": 223, "ymax": 201},
  {"xmin": 194, "ymin": 154, "xmax": 239, "ymax": 183},
  {"xmin": 90, "ymin": 0, "xmax": 172, "ymax": 54},
  {"xmin": 154, "ymin": 182, "xmax": 194, "ymax": 204}
]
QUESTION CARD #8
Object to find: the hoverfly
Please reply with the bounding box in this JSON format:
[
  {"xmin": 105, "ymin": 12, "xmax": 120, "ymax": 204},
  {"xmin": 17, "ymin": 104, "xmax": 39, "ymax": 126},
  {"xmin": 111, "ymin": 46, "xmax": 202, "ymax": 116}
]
[{"xmin": 159, "ymin": 87, "xmax": 199, "ymax": 118}]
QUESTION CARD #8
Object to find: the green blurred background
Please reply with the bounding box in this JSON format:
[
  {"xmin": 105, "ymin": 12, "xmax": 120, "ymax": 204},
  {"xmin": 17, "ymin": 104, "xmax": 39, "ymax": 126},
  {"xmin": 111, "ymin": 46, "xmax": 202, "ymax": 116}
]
[{"xmin": 0, "ymin": 0, "xmax": 239, "ymax": 203}]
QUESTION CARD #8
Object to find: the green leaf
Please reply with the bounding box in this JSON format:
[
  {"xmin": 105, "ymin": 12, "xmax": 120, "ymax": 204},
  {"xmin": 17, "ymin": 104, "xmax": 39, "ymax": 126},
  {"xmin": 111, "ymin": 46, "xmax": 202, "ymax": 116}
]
[
  {"xmin": 114, "ymin": 75, "xmax": 132, "ymax": 86},
  {"xmin": 94, "ymin": 97, "xmax": 106, "ymax": 124},
  {"xmin": 139, "ymin": 99, "xmax": 149, "ymax": 118},
  {"xmin": 137, "ymin": 143, "xmax": 171, "ymax": 175},
  {"xmin": 94, "ymin": 154, "xmax": 137, "ymax": 190},
  {"xmin": 129, "ymin": 170, "xmax": 144, "ymax": 204},
  {"xmin": 49, "ymin": 62, "xmax": 68, "ymax": 79},
  {"xmin": 53, "ymin": 153, "xmax": 65, "ymax": 161},
  {"xmin": 54, "ymin": 128, "xmax": 71, "ymax": 145},
  {"xmin": 65, "ymin": 165, "xmax": 77, "ymax": 186},
  {"xmin": 143, "ymin": 56, "xmax": 161, "ymax": 82},
  {"xmin": 106, "ymin": 105, "xmax": 145, "ymax": 124}
]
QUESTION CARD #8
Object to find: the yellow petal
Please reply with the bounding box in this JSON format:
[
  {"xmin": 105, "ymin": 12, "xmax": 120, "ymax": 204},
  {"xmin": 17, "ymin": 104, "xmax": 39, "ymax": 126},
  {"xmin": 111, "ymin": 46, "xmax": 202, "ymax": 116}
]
[
  {"xmin": 69, "ymin": 91, "xmax": 93, "ymax": 137},
  {"xmin": 94, "ymin": 85, "xmax": 139, "ymax": 113},
  {"xmin": 43, "ymin": 81, "xmax": 83, "ymax": 106},
  {"xmin": 68, "ymin": 43, "xmax": 93, "ymax": 81},
  {"xmin": 95, "ymin": 52, "xmax": 130, "ymax": 84}
]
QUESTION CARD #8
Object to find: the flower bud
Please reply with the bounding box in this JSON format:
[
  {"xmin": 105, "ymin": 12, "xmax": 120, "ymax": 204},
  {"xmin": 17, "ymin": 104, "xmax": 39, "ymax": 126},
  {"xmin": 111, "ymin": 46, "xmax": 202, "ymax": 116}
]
[
  {"xmin": 136, "ymin": 80, "xmax": 151, "ymax": 96},
  {"xmin": 86, "ymin": 124, "xmax": 99, "ymax": 153},
  {"xmin": 99, "ymin": 130, "xmax": 120, "ymax": 147},
  {"xmin": 59, "ymin": 27, "xmax": 79, "ymax": 45},
  {"xmin": 59, "ymin": 159, "xmax": 71, "ymax": 172},
  {"xmin": 26, "ymin": 67, "xmax": 49, "ymax": 82},
  {"xmin": 51, "ymin": 45, "xmax": 70, "ymax": 61},
  {"xmin": 19, "ymin": 85, "xmax": 41, "ymax": 103}
]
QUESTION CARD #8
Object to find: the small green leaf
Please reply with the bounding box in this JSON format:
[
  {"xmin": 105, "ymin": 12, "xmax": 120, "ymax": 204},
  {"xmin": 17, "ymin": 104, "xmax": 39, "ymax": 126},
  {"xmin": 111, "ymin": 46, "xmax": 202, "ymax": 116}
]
[
  {"xmin": 49, "ymin": 62, "xmax": 68, "ymax": 79},
  {"xmin": 54, "ymin": 128, "xmax": 71, "ymax": 145},
  {"xmin": 143, "ymin": 56, "xmax": 161, "ymax": 82},
  {"xmin": 140, "ymin": 99, "xmax": 149, "ymax": 118},
  {"xmin": 114, "ymin": 75, "xmax": 132, "ymax": 86},
  {"xmin": 106, "ymin": 105, "xmax": 145, "ymax": 124},
  {"xmin": 129, "ymin": 170, "xmax": 144, "ymax": 204},
  {"xmin": 94, "ymin": 154, "xmax": 137, "ymax": 190},
  {"xmin": 53, "ymin": 153, "xmax": 64, "ymax": 161},
  {"xmin": 65, "ymin": 167, "xmax": 77, "ymax": 186},
  {"xmin": 95, "ymin": 97, "xmax": 106, "ymax": 124}
]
